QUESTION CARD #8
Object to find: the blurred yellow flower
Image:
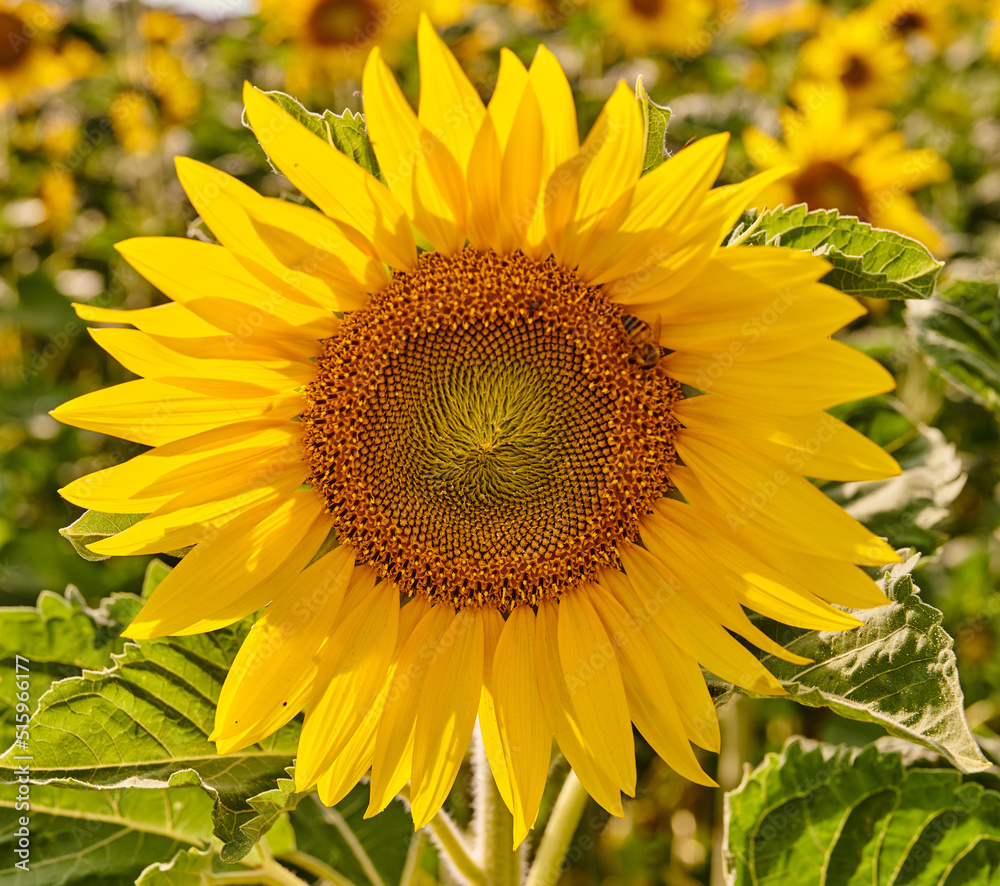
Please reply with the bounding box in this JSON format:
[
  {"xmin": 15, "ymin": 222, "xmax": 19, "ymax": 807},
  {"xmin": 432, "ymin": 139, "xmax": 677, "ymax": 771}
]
[
  {"xmin": 41, "ymin": 115, "xmax": 80, "ymax": 158},
  {"xmin": 868, "ymin": 0, "xmax": 953, "ymax": 50},
  {"xmin": 259, "ymin": 0, "xmax": 462, "ymax": 88},
  {"xmin": 38, "ymin": 167, "xmax": 78, "ymax": 232},
  {"xmin": 744, "ymin": 83, "xmax": 950, "ymax": 254},
  {"xmin": 0, "ymin": 0, "xmax": 99, "ymax": 108},
  {"xmin": 139, "ymin": 9, "xmax": 188, "ymax": 45},
  {"xmin": 797, "ymin": 8, "xmax": 910, "ymax": 107},
  {"xmin": 143, "ymin": 44, "xmax": 201, "ymax": 123},
  {"xmin": 590, "ymin": 0, "xmax": 715, "ymax": 55},
  {"xmin": 741, "ymin": 0, "xmax": 825, "ymax": 46},
  {"xmin": 110, "ymin": 90, "xmax": 157, "ymax": 155}
]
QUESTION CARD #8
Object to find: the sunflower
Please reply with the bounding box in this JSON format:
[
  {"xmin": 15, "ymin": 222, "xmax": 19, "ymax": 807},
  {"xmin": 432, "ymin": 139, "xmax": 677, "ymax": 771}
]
[
  {"xmin": 797, "ymin": 7, "xmax": 910, "ymax": 108},
  {"xmin": 744, "ymin": 82, "xmax": 950, "ymax": 254},
  {"xmin": 55, "ymin": 17, "xmax": 902, "ymax": 844},
  {"xmin": 0, "ymin": 0, "xmax": 98, "ymax": 108},
  {"xmin": 590, "ymin": 0, "xmax": 715, "ymax": 56},
  {"xmin": 867, "ymin": 0, "xmax": 953, "ymax": 51},
  {"xmin": 741, "ymin": 0, "xmax": 825, "ymax": 46},
  {"xmin": 259, "ymin": 0, "xmax": 461, "ymax": 90}
]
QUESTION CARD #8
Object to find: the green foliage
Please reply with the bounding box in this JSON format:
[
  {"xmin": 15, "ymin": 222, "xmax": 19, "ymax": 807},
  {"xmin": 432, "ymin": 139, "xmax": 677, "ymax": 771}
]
[
  {"xmin": 0, "ymin": 784, "xmax": 214, "ymax": 886},
  {"xmin": 740, "ymin": 556, "xmax": 988, "ymax": 774},
  {"xmin": 635, "ymin": 77, "xmax": 672, "ymax": 176},
  {"xmin": 724, "ymin": 739, "xmax": 1000, "ymax": 885},
  {"xmin": 908, "ymin": 280, "xmax": 1000, "ymax": 417},
  {"xmin": 0, "ymin": 598, "xmax": 299, "ymax": 864},
  {"xmin": 829, "ymin": 399, "xmax": 966, "ymax": 554},
  {"xmin": 290, "ymin": 789, "xmax": 416, "ymax": 886},
  {"xmin": 0, "ymin": 587, "xmax": 140, "ymax": 748},
  {"xmin": 246, "ymin": 91, "xmax": 383, "ymax": 181},
  {"xmin": 730, "ymin": 205, "xmax": 943, "ymax": 299}
]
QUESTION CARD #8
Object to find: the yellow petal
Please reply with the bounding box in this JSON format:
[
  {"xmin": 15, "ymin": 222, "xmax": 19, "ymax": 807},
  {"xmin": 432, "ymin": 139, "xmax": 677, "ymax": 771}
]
[
  {"xmin": 241, "ymin": 195, "xmax": 386, "ymax": 300},
  {"xmin": 366, "ymin": 603, "xmax": 453, "ymax": 816},
  {"xmin": 212, "ymin": 545, "xmax": 356, "ymax": 751},
  {"xmin": 174, "ymin": 157, "xmax": 338, "ymax": 308},
  {"xmin": 677, "ymin": 427, "xmax": 900, "ymax": 566},
  {"xmin": 116, "ymin": 237, "xmax": 338, "ymax": 336},
  {"xmin": 51, "ymin": 380, "xmax": 300, "ymax": 446},
  {"xmin": 617, "ymin": 541, "xmax": 785, "ymax": 696},
  {"xmin": 242, "ymin": 83, "xmax": 417, "ymax": 272},
  {"xmin": 477, "ymin": 608, "xmax": 515, "ymax": 818},
  {"xmin": 410, "ymin": 609, "xmax": 484, "ymax": 827},
  {"xmin": 598, "ymin": 567, "xmax": 719, "ymax": 751},
  {"xmin": 488, "ymin": 48, "xmax": 529, "ymax": 152},
  {"xmin": 466, "ymin": 114, "xmax": 503, "ymax": 252},
  {"xmin": 664, "ymin": 339, "xmax": 895, "ymax": 415},
  {"xmin": 73, "ymin": 301, "xmax": 222, "ymax": 338},
  {"xmin": 60, "ymin": 421, "xmax": 300, "ymax": 513},
  {"xmin": 492, "ymin": 605, "xmax": 552, "ymax": 845},
  {"xmin": 295, "ymin": 579, "xmax": 400, "ymax": 790},
  {"xmin": 534, "ymin": 600, "xmax": 624, "ymax": 817},
  {"xmin": 587, "ymin": 583, "xmax": 715, "ymax": 786},
  {"xmin": 499, "ymin": 82, "xmax": 544, "ymax": 254},
  {"xmin": 363, "ymin": 47, "xmax": 467, "ymax": 254},
  {"xmin": 675, "ymin": 396, "xmax": 902, "ymax": 482},
  {"xmin": 122, "ymin": 492, "xmax": 329, "ymax": 638},
  {"xmin": 577, "ymin": 133, "xmax": 730, "ymax": 285},
  {"xmin": 546, "ymin": 82, "xmax": 644, "ymax": 270},
  {"xmin": 89, "ymin": 327, "xmax": 312, "ymax": 398},
  {"xmin": 557, "ymin": 591, "xmax": 636, "ymax": 793},
  {"xmin": 417, "ymin": 13, "xmax": 486, "ymax": 175},
  {"xmin": 85, "ymin": 474, "xmax": 305, "ymax": 557}
]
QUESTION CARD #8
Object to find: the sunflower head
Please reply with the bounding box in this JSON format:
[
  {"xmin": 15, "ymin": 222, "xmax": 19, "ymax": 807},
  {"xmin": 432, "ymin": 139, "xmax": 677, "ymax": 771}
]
[{"xmin": 56, "ymin": 15, "xmax": 903, "ymax": 844}]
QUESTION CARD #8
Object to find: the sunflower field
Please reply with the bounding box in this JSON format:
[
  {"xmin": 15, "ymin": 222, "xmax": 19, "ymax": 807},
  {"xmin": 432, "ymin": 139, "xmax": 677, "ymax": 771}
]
[{"xmin": 2, "ymin": 0, "xmax": 1000, "ymax": 884}]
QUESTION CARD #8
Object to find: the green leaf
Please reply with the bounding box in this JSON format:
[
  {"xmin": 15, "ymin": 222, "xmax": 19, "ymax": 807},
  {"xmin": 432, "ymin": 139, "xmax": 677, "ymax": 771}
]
[
  {"xmin": 735, "ymin": 204, "xmax": 943, "ymax": 299},
  {"xmin": 0, "ymin": 783, "xmax": 213, "ymax": 886},
  {"xmin": 824, "ymin": 398, "xmax": 966, "ymax": 554},
  {"xmin": 247, "ymin": 91, "xmax": 382, "ymax": 181},
  {"xmin": 0, "ymin": 621, "xmax": 299, "ymax": 864},
  {"xmin": 0, "ymin": 587, "xmax": 141, "ymax": 749},
  {"xmin": 724, "ymin": 739, "xmax": 1000, "ymax": 886},
  {"xmin": 635, "ymin": 77, "xmax": 671, "ymax": 176},
  {"xmin": 58, "ymin": 511, "xmax": 145, "ymax": 561},
  {"xmin": 739, "ymin": 555, "xmax": 989, "ymax": 774},
  {"xmin": 291, "ymin": 789, "xmax": 415, "ymax": 886},
  {"xmin": 239, "ymin": 766, "xmax": 302, "ymax": 852},
  {"xmin": 134, "ymin": 847, "xmax": 217, "ymax": 886},
  {"xmin": 142, "ymin": 558, "xmax": 173, "ymax": 596},
  {"xmin": 907, "ymin": 280, "xmax": 1000, "ymax": 417}
]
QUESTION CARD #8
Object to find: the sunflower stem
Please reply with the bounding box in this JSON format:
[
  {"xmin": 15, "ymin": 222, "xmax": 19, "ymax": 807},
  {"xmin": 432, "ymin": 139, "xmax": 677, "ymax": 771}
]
[
  {"xmin": 524, "ymin": 770, "xmax": 589, "ymax": 886},
  {"xmin": 472, "ymin": 730, "xmax": 520, "ymax": 886}
]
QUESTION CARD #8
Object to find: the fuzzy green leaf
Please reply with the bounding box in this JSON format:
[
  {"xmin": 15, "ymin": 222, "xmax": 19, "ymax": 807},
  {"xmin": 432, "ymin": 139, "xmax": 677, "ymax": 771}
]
[
  {"xmin": 58, "ymin": 511, "xmax": 146, "ymax": 561},
  {"xmin": 739, "ymin": 556, "xmax": 989, "ymax": 774},
  {"xmin": 0, "ymin": 587, "xmax": 141, "ymax": 749},
  {"xmin": 0, "ymin": 783, "xmax": 213, "ymax": 886},
  {"xmin": 0, "ymin": 618, "xmax": 298, "ymax": 864},
  {"xmin": 724, "ymin": 739, "xmax": 1000, "ymax": 885},
  {"xmin": 636, "ymin": 77, "xmax": 671, "ymax": 176},
  {"xmin": 908, "ymin": 280, "xmax": 1000, "ymax": 416},
  {"xmin": 735, "ymin": 204, "xmax": 943, "ymax": 299}
]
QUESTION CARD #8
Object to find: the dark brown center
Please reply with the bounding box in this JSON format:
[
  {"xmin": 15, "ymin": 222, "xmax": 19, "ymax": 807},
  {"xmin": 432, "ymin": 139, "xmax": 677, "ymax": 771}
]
[
  {"xmin": 301, "ymin": 249, "xmax": 682, "ymax": 611},
  {"xmin": 0, "ymin": 11, "xmax": 30, "ymax": 71},
  {"xmin": 793, "ymin": 160, "xmax": 872, "ymax": 223},
  {"xmin": 305, "ymin": 0, "xmax": 377, "ymax": 48}
]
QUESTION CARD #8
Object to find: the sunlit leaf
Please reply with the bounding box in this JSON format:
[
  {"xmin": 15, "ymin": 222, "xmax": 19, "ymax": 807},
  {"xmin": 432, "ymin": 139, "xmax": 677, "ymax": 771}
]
[
  {"xmin": 908, "ymin": 280, "xmax": 1000, "ymax": 416},
  {"xmin": 58, "ymin": 511, "xmax": 145, "ymax": 562},
  {"xmin": 732, "ymin": 204, "xmax": 942, "ymax": 299},
  {"xmin": 738, "ymin": 555, "xmax": 989, "ymax": 774},
  {"xmin": 636, "ymin": 76, "xmax": 671, "ymax": 176}
]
